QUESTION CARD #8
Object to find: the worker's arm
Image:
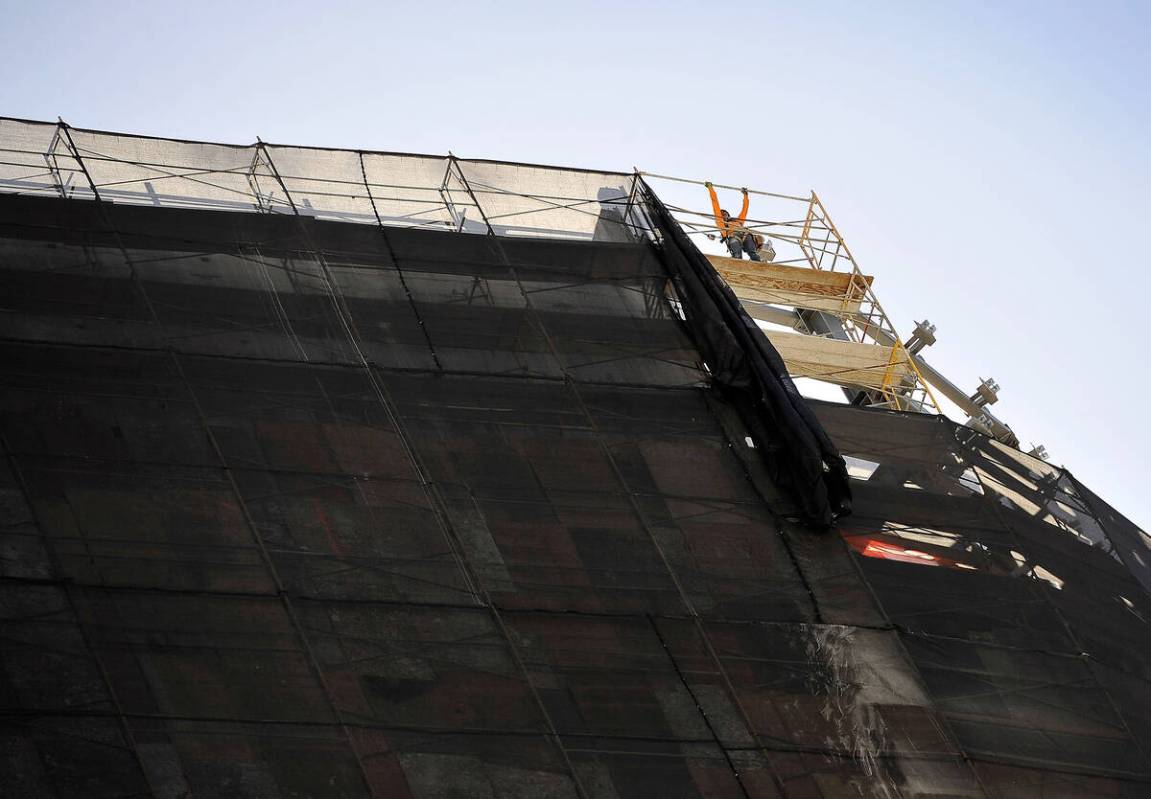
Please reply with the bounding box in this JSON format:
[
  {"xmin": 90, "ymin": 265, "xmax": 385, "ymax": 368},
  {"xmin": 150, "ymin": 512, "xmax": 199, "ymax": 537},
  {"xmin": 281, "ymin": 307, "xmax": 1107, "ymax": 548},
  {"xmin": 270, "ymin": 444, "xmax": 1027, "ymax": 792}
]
[
  {"xmin": 706, "ymin": 182, "xmax": 728, "ymax": 236},
  {"xmin": 736, "ymin": 188, "xmax": 750, "ymax": 226}
]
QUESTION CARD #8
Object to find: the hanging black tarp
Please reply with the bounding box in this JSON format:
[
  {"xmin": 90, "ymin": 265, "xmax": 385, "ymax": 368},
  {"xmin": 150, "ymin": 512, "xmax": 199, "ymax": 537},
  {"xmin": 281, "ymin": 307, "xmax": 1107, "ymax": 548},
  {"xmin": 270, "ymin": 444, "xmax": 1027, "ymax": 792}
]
[{"xmin": 638, "ymin": 180, "xmax": 851, "ymax": 527}]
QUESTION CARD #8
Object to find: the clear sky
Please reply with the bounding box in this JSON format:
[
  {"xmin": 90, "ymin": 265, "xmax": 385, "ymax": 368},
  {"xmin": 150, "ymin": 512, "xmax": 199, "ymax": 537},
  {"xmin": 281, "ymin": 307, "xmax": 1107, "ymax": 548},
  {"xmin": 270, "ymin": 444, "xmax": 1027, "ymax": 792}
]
[{"xmin": 2, "ymin": 0, "xmax": 1149, "ymax": 530}]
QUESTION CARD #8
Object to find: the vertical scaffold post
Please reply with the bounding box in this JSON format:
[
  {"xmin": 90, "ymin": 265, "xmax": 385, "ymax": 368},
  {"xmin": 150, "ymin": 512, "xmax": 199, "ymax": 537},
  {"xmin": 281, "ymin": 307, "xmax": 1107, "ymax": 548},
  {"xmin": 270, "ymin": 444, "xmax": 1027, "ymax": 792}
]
[
  {"xmin": 56, "ymin": 119, "xmax": 100, "ymax": 203},
  {"xmin": 621, "ymin": 169, "xmax": 642, "ymax": 235},
  {"xmin": 256, "ymin": 138, "xmax": 298, "ymax": 216},
  {"xmin": 44, "ymin": 124, "xmax": 71, "ymax": 200},
  {"xmin": 799, "ymin": 190, "xmax": 818, "ymax": 269},
  {"xmin": 811, "ymin": 190, "xmax": 860, "ymax": 272},
  {"xmin": 448, "ymin": 154, "xmax": 496, "ymax": 237}
]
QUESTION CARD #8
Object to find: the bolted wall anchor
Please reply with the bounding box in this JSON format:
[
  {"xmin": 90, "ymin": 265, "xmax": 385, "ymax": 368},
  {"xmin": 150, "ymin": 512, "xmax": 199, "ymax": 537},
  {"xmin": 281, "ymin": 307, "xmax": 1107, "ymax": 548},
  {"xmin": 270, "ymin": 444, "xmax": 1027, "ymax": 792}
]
[
  {"xmin": 970, "ymin": 377, "xmax": 1000, "ymax": 408},
  {"xmin": 904, "ymin": 319, "xmax": 937, "ymax": 355}
]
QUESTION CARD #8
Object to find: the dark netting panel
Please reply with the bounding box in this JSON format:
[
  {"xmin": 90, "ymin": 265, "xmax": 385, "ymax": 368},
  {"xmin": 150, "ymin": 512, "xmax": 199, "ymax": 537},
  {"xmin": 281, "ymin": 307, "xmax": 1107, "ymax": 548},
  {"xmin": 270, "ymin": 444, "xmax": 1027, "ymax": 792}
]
[
  {"xmin": 1, "ymin": 152, "xmax": 1149, "ymax": 798},
  {"xmin": 1065, "ymin": 476, "xmax": 1151, "ymax": 595},
  {"xmin": 808, "ymin": 400, "xmax": 1151, "ymax": 788}
]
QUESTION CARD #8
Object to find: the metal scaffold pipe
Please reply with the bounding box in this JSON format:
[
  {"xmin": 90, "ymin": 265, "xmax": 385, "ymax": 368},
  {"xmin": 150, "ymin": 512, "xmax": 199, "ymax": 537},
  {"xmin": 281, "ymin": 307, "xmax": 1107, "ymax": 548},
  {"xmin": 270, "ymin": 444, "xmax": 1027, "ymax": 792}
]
[{"xmin": 637, "ymin": 170, "xmax": 812, "ymax": 203}]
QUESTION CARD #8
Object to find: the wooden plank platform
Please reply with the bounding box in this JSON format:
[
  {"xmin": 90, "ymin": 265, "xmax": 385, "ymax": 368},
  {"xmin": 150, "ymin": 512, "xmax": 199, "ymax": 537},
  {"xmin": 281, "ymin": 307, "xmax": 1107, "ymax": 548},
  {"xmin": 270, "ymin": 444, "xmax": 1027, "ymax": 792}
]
[
  {"xmin": 763, "ymin": 330, "xmax": 913, "ymax": 390},
  {"xmin": 706, "ymin": 254, "xmax": 872, "ymax": 315}
]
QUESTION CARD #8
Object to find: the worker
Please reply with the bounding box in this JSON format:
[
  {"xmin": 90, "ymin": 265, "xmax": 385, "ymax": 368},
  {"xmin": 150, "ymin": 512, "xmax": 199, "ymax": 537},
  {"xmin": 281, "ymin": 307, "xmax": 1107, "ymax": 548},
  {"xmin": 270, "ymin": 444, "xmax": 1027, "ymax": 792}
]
[{"xmin": 706, "ymin": 182, "xmax": 761, "ymax": 261}]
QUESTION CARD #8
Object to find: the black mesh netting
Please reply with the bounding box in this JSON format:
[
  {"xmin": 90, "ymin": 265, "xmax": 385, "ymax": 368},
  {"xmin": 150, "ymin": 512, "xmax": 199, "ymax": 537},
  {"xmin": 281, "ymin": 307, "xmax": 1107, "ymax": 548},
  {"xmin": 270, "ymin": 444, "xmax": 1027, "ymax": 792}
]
[{"xmin": 0, "ymin": 182, "xmax": 1149, "ymax": 798}]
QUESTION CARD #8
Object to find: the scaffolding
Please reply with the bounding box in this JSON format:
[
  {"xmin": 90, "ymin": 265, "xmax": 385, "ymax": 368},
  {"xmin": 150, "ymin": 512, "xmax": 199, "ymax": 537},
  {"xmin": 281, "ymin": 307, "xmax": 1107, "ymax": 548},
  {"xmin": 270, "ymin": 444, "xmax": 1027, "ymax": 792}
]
[
  {"xmin": 640, "ymin": 171, "xmax": 1020, "ymax": 446},
  {"xmin": 0, "ymin": 116, "xmax": 1018, "ymax": 447}
]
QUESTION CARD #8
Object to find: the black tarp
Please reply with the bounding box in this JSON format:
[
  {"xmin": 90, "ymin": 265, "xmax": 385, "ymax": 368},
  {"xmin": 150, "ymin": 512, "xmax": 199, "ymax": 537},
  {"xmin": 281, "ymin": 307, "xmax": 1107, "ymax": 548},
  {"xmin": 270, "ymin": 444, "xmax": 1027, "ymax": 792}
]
[{"xmin": 638, "ymin": 181, "xmax": 851, "ymax": 528}]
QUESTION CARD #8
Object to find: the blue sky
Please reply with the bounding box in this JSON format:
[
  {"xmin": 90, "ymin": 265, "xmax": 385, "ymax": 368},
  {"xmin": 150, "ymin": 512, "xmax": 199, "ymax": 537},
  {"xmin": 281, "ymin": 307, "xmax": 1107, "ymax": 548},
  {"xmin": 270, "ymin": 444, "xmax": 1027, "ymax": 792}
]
[{"xmin": 3, "ymin": 0, "xmax": 1149, "ymax": 529}]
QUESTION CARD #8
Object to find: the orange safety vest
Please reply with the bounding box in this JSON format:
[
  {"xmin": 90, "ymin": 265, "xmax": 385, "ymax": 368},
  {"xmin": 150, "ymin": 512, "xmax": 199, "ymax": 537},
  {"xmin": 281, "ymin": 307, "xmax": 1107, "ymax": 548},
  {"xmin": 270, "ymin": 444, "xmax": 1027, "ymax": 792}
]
[{"xmin": 707, "ymin": 184, "xmax": 750, "ymax": 241}]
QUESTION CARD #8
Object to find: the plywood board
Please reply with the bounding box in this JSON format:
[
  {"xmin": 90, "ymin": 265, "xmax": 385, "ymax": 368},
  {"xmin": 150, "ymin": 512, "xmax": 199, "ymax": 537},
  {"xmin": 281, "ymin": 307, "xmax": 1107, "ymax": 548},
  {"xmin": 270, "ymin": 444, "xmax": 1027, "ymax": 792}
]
[
  {"xmin": 763, "ymin": 330, "xmax": 912, "ymax": 390},
  {"xmin": 732, "ymin": 284, "xmax": 863, "ymax": 314},
  {"xmin": 706, "ymin": 254, "xmax": 871, "ymax": 315}
]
